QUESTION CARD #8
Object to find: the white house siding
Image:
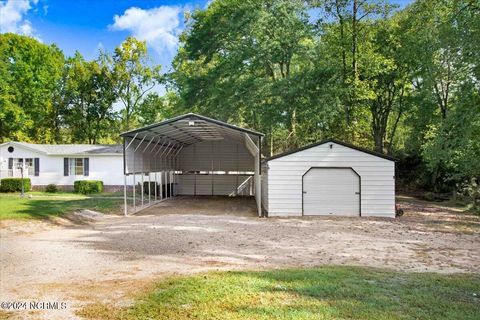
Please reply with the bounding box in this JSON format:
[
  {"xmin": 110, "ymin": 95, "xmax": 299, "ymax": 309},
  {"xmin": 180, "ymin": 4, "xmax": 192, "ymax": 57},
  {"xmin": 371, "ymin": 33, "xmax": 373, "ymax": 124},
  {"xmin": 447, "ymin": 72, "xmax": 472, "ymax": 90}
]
[
  {"xmin": 0, "ymin": 144, "xmax": 128, "ymax": 187},
  {"xmin": 265, "ymin": 142, "xmax": 395, "ymax": 218},
  {"xmin": 0, "ymin": 145, "xmax": 45, "ymax": 185}
]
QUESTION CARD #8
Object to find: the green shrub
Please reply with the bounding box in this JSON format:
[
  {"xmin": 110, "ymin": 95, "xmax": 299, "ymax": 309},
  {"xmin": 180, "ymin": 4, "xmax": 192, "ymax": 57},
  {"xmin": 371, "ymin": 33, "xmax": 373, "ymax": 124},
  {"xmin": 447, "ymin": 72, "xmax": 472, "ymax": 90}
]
[
  {"xmin": 0, "ymin": 178, "xmax": 31, "ymax": 192},
  {"xmin": 45, "ymin": 184, "xmax": 58, "ymax": 193},
  {"xmin": 74, "ymin": 180, "xmax": 103, "ymax": 194},
  {"xmin": 143, "ymin": 181, "xmax": 158, "ymax": 195},
  {"xmin": 456, "ymin": 177, "xmax": 480, "ymax": 212}
]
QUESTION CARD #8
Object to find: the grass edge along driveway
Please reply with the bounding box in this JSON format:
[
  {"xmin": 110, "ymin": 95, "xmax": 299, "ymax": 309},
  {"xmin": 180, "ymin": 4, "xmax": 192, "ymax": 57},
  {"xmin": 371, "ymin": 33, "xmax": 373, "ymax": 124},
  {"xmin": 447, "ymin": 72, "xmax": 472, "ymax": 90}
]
[
  {"xmin": 79, "ymin": 266, "xmax": 480, "ymax": 320},
  {"xmin": 0, "ymin": 192, "xmax": 124, "ymax": 220}
]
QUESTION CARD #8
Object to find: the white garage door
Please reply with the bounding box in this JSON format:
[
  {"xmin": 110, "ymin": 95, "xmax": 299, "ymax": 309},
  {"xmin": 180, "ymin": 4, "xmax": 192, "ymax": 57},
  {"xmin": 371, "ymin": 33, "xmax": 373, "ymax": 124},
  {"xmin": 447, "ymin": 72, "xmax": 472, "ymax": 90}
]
[{"xmin": 303, "ymin": 168, "xmax": 360, "ymax": 216}]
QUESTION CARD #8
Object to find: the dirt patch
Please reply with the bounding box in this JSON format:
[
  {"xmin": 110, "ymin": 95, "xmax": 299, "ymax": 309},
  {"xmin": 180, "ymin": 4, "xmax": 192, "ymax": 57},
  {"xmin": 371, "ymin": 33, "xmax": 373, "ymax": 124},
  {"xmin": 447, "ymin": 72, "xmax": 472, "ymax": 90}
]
[
  {"xmin": 64, "ymin": 209, "xmax": 105, "ymax": 224},
  {"xmin": 396, "ymin": 195, "xmax": 480, "ymax": 234},
  {"xmin": 138, "ymin": 196, "xmax": 258, "ymax": 216},
  {"xmin": 1, "ymin": 195, "xmax": 479, "ymax": 319}
]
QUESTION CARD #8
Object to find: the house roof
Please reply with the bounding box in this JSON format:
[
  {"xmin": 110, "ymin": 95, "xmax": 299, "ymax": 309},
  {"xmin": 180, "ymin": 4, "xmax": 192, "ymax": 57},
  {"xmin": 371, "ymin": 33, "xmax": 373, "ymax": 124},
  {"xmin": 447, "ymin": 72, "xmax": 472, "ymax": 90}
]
[
  {"xmin": 1, "ymin": 142, "xmax": 123, "ymax": 156},
  {"xmin": 120, "ymin": 113, "xmax": 264, "ymax": 148},
  {"xmin": 264, "ymin": 138, "xmax": 396, "ymax": 162}
]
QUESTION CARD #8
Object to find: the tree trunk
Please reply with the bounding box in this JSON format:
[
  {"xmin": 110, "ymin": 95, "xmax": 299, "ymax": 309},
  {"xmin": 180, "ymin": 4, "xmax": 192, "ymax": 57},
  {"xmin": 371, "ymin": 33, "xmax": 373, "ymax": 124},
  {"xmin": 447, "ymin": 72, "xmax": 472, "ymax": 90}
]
[
  {"xmin": 270, "ymin": 127, "xmax": 274, "ymax": 156},
  {"xmin": 290, "ymin": 107, "xmax": 297, "ymax": 148},
  {"xmin": 351, "ymin": 0, "xmax": 358, "ymax": 81},
  {"xmin": 374, "ymin": 132, "xmax": 383, "ymax": 153},
  {"xmin": 335, "ymin": 1, "xmax": 347, "ymax": 84}
]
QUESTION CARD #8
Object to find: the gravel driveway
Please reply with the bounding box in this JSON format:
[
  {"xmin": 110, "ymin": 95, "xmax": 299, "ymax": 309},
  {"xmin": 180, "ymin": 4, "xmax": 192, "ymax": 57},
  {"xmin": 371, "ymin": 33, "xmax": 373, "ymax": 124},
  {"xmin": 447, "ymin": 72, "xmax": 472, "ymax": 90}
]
[{"xmin": 1, "ymin": 196, "xmax": 479, "ymax": 319}]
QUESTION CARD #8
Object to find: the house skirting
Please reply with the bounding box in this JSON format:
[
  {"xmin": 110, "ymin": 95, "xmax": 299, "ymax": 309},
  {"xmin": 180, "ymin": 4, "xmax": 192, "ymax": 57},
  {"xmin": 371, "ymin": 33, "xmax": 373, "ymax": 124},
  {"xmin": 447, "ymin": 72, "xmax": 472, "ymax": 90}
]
[{"xmin": 31, "ymin": 185, "xmax": 128, "ymax": 192}]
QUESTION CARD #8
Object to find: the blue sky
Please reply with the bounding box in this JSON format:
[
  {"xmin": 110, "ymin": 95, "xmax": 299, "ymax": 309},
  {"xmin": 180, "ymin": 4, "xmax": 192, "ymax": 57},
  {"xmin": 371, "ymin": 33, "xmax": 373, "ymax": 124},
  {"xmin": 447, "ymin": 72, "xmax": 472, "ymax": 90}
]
[
  {"xmin": 0, "ymin": 0, "xmax": 210, "ymax": 72},
  {"xmin": 0, "ymin": 0, "xmax": 414, "ymax": 73}
]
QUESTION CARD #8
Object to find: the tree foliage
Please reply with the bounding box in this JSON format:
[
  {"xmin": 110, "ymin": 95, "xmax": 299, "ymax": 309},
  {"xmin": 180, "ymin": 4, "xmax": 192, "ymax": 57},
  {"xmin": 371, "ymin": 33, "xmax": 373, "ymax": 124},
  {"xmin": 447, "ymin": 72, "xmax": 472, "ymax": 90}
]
[
  {"xmin": 0, "ymin": 0, "xmax": 479, "ymax": 199},
  {"xmin": 0, "ymin": 33, "xmax": 64, "ymax": 142},
  {"xmin": 63, "ymin": 52, "xmax": 117, "ymax": 143},
  {"xmin": 112, "ymin": 37, "xmax": 162, "ymax": 130},
  {"xmin": 0, "ymin": 35, "xmax": 162, "ymax": 143}
]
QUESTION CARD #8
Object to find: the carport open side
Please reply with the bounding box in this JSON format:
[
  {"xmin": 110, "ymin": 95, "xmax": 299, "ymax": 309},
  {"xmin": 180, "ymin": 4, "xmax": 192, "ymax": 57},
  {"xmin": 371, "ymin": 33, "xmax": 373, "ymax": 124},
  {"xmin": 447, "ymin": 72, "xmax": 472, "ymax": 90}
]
[{"xmin": 120, "ymin": 113, "xmax": 264, "ymax": 216}]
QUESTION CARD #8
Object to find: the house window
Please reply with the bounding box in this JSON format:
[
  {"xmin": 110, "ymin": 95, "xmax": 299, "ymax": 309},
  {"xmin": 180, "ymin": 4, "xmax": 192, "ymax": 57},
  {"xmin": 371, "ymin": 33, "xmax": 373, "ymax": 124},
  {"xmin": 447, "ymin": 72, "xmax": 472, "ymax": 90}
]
[
  {"xmin": 68, "ymin": 158, "xmax": 84, "ymax": 176},
  {"xmin": 8, "ymin": 158, "xmax": 38, "ymax": 176},
  {"xmin": 25, "ymin": 158, "xmax": 34, "ymax": 175},
  {"xmin": 12, "ymin": 158, "xmax": 23, "ymax": 170}
]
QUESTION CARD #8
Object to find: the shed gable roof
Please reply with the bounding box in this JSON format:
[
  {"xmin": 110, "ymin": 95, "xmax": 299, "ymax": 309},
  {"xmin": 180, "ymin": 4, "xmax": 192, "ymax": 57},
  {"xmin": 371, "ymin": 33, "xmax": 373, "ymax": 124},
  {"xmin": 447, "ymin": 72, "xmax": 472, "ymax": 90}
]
[{"xmin": 265, "ymin": 139, "xmax": 396, "ymax": 162}]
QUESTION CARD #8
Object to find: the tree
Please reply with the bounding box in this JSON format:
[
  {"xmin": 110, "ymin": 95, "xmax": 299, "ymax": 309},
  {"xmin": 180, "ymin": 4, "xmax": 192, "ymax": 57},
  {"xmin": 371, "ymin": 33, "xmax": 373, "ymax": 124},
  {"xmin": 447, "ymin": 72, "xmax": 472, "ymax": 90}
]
[
  {"xmin": 365, "ymin": 15, "xmax": 411, "ymax": 153},
  {"xmin": 136, "ymin": 91, "xmax": 178, "ymax": 126},
  {"xmin": 401, "ymin": 0, "xmax": 480, "ymax": 189},
  {"xmin": 0, "ymin": 33, "xmax": 64, "ymax": 142},
  {"xmin": 316, "ymin": 0, "xmax": 397, "ymax": 139},
  {"xmin": 111, "ymin": 37, "xmax": 162, "ymax": 130},
  {"xmin": 172, "ymin": 0, "xmax": 318, "ymax": 153},
  {"xmin": 63, "ymin": 52, "xmax": 117, "ymax": 144}
]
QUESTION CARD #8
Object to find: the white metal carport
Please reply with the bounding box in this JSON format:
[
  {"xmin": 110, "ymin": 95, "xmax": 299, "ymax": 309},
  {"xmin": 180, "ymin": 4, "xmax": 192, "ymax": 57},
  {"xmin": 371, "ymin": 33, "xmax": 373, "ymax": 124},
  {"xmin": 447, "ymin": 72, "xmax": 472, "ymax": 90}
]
[{"xmin": 121, "ymin": 113, "xmax": 263, "ymax": 216}]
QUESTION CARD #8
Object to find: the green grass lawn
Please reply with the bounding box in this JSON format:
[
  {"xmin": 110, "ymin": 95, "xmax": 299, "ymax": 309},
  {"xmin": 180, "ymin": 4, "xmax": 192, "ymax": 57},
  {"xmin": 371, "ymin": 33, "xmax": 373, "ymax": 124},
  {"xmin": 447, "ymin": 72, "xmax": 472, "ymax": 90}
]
[
  {"xmin": 0, "ymin": 192, "xmax": 124, "ymax": 220},
  {"xmin": 79, "ymin": 266, "xmax": 480, "ymax": 320}
]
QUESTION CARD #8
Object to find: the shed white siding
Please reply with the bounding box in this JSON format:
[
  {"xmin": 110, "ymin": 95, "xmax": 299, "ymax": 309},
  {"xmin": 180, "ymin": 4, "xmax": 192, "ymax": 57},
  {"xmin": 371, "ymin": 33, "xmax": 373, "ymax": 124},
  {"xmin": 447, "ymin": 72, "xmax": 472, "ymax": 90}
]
[{"xmin": 264, "ymin": 142, "xmax": 395, "ymax": 218}]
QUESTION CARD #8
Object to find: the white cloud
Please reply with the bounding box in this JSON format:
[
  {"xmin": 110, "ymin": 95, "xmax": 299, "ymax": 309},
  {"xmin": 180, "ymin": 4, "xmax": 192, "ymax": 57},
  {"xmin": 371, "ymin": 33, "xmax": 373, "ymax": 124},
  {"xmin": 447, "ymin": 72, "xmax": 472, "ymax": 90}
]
[
  {"xmin": 205, "ymin": 0, "xmax": 215, "ymax": 9},
  {"xmin": 0, "ymin": 0, "xmax": 38, "ymax": 36},
  {"xmin": 110, "ymin": 5, "xmax": 183, "ymax": 56}
]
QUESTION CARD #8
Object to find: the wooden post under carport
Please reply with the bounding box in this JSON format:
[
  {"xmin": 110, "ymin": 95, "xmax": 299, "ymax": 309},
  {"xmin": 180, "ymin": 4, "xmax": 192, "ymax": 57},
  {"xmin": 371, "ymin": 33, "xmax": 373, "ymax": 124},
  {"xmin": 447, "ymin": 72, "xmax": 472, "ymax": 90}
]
[{"xmin": 245, "ymin": 133, "xmax": 261, "ymax": 217}]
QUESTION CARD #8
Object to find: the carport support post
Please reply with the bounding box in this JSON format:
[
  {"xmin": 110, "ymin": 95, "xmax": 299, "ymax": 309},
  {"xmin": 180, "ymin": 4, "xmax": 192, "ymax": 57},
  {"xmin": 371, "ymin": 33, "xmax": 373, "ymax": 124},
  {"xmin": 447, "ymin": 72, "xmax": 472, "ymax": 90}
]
[
  {"xmin": 159, "ymin": 156, "xmax": 163, "ymax": 200},
  {"xmin": 159, "ymin": 142, "xmax": 175, "ymax": 199},
  {"xmin": 163, "ymin": 145, "xmax": 176, "ymax": 199},
  {"xmin": 141, "ymin": 173, "xmax": 144, "ymax": 207},
  {"xmin": 154, "ymin": 172, "xmax": 157, "ymax": 202},
  {"xmin": 133, "ymin": 173, "xmax": 136, "ymax": 212},
  {"xmin": 165, "ymin": 170, "xmax": 169, "ymax": 198},
  {"xmin": 148, "ymin": 172, "xmax": 151, "ymax": 205},
  {"xmin": 244, "ymin": 133, "xmax": 262, "ymax": 217},
  {"xmin": 171, "ymin": 146, "xmax": 183, "ymax": 197},
  {"xmin": 171, "ymin": 154, "xmax": 174, "ymax": 197},
  {"xmin": 154, "ymin": 150, "xmax": 158, "ymax": 202},
  {"xmin": 160, "ymin": 170, "xmax": 163, "ymax": 199},
  {"xmin": 124, "ymin": 174, "xmax": 127, "ymax": 216}
]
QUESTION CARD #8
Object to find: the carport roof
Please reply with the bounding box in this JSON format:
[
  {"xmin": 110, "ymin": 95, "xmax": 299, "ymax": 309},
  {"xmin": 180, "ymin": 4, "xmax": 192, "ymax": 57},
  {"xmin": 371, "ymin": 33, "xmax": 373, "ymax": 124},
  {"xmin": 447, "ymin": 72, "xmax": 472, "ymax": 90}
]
[{"xmin": 120, "ymin": 113, "xmax": 263, "ymax": 146}]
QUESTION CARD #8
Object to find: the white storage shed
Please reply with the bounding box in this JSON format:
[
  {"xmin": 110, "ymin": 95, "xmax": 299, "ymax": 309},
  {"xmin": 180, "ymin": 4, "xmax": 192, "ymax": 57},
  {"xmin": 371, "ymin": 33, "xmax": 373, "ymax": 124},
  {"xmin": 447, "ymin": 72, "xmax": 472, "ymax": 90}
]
[{"xmin": 261, "ymin": 139, "xmax": 396, "ymax": 218}]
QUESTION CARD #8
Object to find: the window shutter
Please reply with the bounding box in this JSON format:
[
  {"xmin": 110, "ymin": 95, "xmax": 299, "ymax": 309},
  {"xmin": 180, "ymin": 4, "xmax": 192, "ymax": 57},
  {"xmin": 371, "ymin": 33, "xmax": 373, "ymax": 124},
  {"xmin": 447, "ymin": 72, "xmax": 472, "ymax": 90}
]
[
  {"xmin": 34, "ymin": 158, "xmax": 40, "ymax": 176},
  {"xmin": 84, "ymin": 158, "xmax": 89, "ymax": 176},
  {"xmin": 64, "ymin": 158, "xmax": 69, "ymax": 176},
  {"xmin": 8, "ymin": 158, "xmax": 13, "ymax": 169}
]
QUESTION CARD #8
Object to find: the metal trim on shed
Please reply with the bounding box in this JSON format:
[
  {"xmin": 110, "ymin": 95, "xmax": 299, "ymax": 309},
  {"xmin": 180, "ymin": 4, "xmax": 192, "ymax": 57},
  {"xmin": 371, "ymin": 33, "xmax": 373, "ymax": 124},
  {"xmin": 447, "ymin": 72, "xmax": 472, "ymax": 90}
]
[{"xmin": 264, "ymin": 138, "xmax": 396, "ymax": 162}]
